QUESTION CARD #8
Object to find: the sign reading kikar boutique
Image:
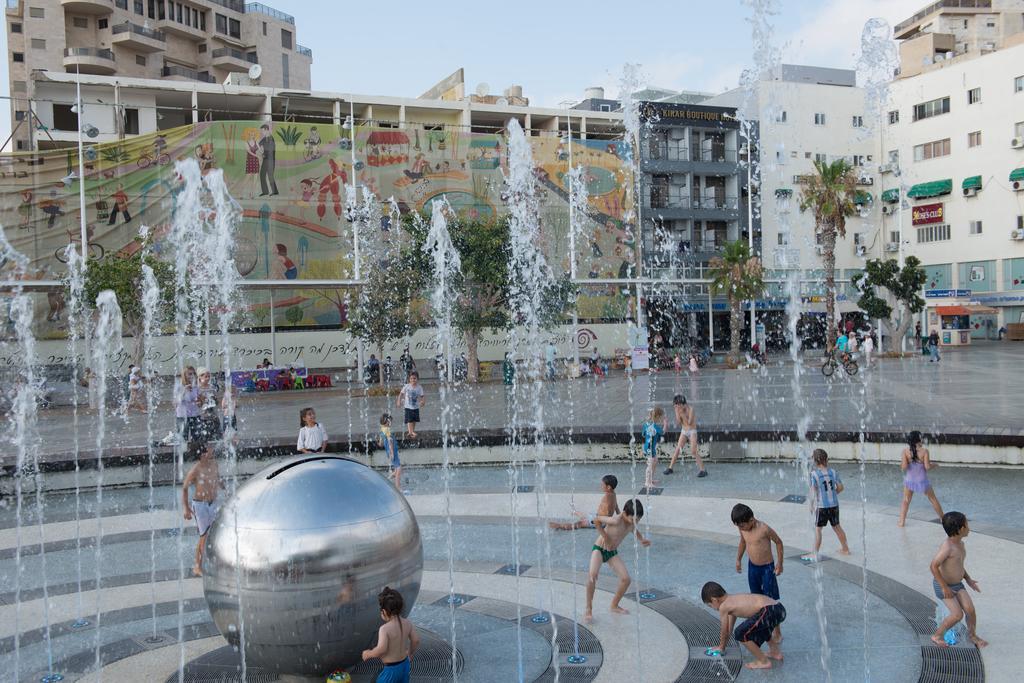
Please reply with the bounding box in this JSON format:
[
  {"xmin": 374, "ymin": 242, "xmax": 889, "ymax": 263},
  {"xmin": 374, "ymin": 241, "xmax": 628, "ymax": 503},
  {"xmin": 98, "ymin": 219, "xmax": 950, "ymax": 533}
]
[{"xmin": 912, "ymin": 202, "xmax": 944, "ymax": 225}]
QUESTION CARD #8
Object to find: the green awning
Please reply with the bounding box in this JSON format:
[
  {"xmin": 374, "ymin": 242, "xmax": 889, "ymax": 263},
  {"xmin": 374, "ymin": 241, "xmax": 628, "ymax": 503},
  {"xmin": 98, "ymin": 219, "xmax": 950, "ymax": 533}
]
[
  {"xmin": 1010, "ymin": 168, "xmax": 1024, "ymax": 182},
  {"xmin": 853, "ymin": 190, "xmax": 872, "ymax": 205},
  {"xmin": 906, "ymin": 179, "xmax": 952, "ymax": 199},
  {"xmin": 962, "ymin": 175, "xmax": 982, "ymax": 190},
  {"xmin": 881, "ymin": 188, "xmax": 899, "ymax": 203}
]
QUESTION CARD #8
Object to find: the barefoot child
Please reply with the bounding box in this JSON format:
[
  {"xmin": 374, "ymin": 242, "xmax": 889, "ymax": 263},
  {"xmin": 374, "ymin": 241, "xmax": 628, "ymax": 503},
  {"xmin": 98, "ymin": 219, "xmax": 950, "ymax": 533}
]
[
  {"xmin": 379, "ymin": 413, "xmax": 403, "ymax": 492},
  {"xmin": 732, "ymin": 503, "xmax": 784, "ymax": 640},
  {"xmin": 663, "ymin": 395, "xmax": 707, "ymax": 477},
  {"xmin": 701, "ymin": 581, "xmax": 785, "ymax": 670},
  {"xmin": 296, "ymin": 407, "xmax": 328, "ymax": 453},
  {"xmin": 802, "ymin": 448, "xmax": 850, "ymax": 561},
  {"xmin": 396, "ymin": 371, "xmax": 425, "ymax": 438},
  {"xmin": 361, "ymin": 586, "xmax": 421, "ymax": 682},
  {"xmin": 181, "ymin": 442, "xmax": 222, "ymax": 576},
  {"xmin": 898, "ymin": 430, "xmax": 944, "ymax": 527},
  {"xmin": 930, "ymin": 511, "xmax": 987, "ymax": 649},
  {"xmin": 641, "ymin": 407, "xmax": 667, "ymax": 488},
  {"xmin": 577, "ymin": 499, "xmax": 651, "ymax": 623},
  {"xmin": 550, "ymin": 474, "xmax": 619, "ymax": 531}
]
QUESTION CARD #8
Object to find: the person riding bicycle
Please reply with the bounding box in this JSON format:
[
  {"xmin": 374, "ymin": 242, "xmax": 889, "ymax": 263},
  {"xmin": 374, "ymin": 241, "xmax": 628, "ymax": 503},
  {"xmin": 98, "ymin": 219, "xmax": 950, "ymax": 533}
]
[
  {"xmin": 835, "ymin": 333, "xmax": 851, "ymax": 364},
  {"xmin": 153, "ymin": 135, "xmax": 167, "ymax": 157},
  {"xmin": 304, "ymin": 126, "xmax": 322, "ymax": 159}
]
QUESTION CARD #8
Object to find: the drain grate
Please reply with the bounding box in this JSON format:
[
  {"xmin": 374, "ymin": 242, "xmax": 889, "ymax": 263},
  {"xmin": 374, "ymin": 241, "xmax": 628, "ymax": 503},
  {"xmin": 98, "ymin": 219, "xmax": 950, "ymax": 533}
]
[
  {"xmin": 779, "ymin": 494, "xmax": 807, "ymax": 504},
  {"xmin": 679, "ymin": 656, "xmax": 743, "ymax": 682},
  {"xmin": 430, "ymin": 593, "xmax": 475, "ymax": 608},
  {"xmin": 920, "ymin": 644, "xmax": 985, "ymax": 682},
  {"xmin": 515, "ymin": 485, "xmax": 535, "ymax": 493},
  {"xmin": 496, "ymin": 563, "xmax": 532, "ymax": 575},
  {"xmin": 349, "ymin": 629, "xmax": 463, "ymax": 679},
  {"xmin": 638, "ymin": 487, "xmax": 663, "ymax": 496},
  {"xmin": 644, "ymin": 597, "xmax": 743, "ymax": 681}
]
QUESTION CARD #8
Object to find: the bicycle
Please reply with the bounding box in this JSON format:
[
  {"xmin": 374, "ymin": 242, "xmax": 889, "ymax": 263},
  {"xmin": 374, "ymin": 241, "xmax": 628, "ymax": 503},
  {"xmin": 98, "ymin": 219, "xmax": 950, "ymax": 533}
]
[
  {"xmin": 55, "ymin": 230, "xmax": 104, "ymax": 263},
  {"xmin": 821, "ymin": 349, "xmax": 858, "ymax": 377},
  {"xmin": 137, "ymin": 151, "xmax": 171, "ymax": 168}
]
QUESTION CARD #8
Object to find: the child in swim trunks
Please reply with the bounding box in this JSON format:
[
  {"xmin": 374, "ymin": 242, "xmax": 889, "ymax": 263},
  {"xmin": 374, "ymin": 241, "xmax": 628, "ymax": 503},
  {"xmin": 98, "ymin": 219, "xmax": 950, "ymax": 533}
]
[
  {"xmin": 577, "ymin": 499, "xmax": 651, "ymax": 624},
  {"xmin": 731, "ymin": 503, "xmax": 784, "ymax": 641},
  {"xmin": 379, "ymin": 413, "xmax": 403, "ymax": 492},
  {"xmin": 181, "ymin": 442, "xmax": 223, "ymax": 577},
  {"xmin": 701, "ymin": 581, "xmax": 785, "ymax": 670},
  {"xmin": 929, "ymin": 511, "xmax": 987, "ymax": 649},
  {"xmin": 362, "ymin": 586, "xmax": 421, "ymax": 683}
]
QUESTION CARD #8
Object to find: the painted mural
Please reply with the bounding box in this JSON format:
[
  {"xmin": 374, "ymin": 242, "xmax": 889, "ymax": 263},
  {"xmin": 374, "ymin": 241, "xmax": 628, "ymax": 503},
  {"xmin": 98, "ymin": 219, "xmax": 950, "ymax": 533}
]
[{"xmin": 0, "ymin": 120, "xmax": 637, "ymax": 338}]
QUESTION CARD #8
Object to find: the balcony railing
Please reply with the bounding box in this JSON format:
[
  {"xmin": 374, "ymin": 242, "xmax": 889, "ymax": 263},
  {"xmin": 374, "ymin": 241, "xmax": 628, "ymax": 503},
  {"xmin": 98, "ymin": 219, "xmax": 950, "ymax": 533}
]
[
  {"xmin": 895, "ymin": 0, "xmax": 991, "ymax": 34},
  {"xmin": 648, "ymin": 193, "xmax": 740, "ymax": 211},
  {"xmin": 296, "ymin": 44, "xmax": 312, "ymax": 58},
  {"xmin": 645, "ymin": 143, "xmax": 689, "ymax": 162},
  {"xmin": 245, "ymin": 2, "xmax": 293, "ymax": 23},
  {"xmin": 693, "ymin": 195, "xmax": 739, "ymax": 210},
  {"xmin": 64, "ymin": 47, "xmax": 115, "ymax": 60},
  {"xmin": 209, "ymin": 0, "xmax": 245, "ymax": 12},
  {"xmin": 162, "ymin": 64, "xmax": 215, "ymax": 82},
  {"xmin": 648, "ymin": 189, "xmax": 690, "ymax": 210},
  {"xmin": 696, "ymin": 148, "xmax": 738, "ymax": 163},
  {"xmin": 112, "ymin": 22, "xmax": 165, "ymax": 41},
  {"xmin": 212, "ymin": 46, "xmax": 244, "ymax": 59}
]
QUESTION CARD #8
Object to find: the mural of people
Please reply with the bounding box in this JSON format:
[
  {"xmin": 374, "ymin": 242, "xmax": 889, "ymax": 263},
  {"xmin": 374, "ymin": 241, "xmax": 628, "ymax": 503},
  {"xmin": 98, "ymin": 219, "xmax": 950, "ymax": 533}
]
[
  {"xmin": 317, "ymin": 158, "xmax": 346, "ymax": 220},
  {"xmin": 107, "ymin": 183, "xmax": 132, "ymax": 225},
  {"xmin": 304, "ymin": 126, "xmax": 322, "ymax": 160},
  {"xmin": 243, "ymin": 128, "xmax": 261, "ymax": 199},
  {"xmin": 17, "ymin": 189, "xmax": 33, "ymax": 228},
  {"xmin": 195, "ymin": 143, "xmax": 215, "ymax": 174},
  {"xmin": 39, "ymin": 186, "xmax": 66, "ymax": 229},
  {"xmin": 295, "ymin": 178, "xmax": 316, "ymax": 220},
  {"xmin": 271, "ymin": 243, "xmax": 298, "ymax": 280},
  {"xmin": 259, "ymin": 123, "xmax": 278, "ymax": 196},
  {"xmin": 403, "ymin": 153, "xmax": 431, "ymax": 183}
]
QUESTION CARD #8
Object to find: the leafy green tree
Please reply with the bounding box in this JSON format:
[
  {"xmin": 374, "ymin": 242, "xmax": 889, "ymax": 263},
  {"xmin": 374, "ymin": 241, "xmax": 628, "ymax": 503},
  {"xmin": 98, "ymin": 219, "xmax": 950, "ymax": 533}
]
[
  {"xmin": 851, "ymin": 256, "xmax": 927, "ymax": 350},
  {"xmin": 348, "ymin": 257, "xmax": 427, "ymax": 374},
  {"xmin": 708, "ymin": 240, "xmax": 764, "ymax": 366},
  {"xmin": 799, "ymin": 158, "xmax": 859, "ymax": 350},
  {"xmin": 77, "ymin": 249, "xmax": 176, "ymax": 363},
  {"xmin": 284, "ymin": 305, "xmax": 304, "ymax": 325}
]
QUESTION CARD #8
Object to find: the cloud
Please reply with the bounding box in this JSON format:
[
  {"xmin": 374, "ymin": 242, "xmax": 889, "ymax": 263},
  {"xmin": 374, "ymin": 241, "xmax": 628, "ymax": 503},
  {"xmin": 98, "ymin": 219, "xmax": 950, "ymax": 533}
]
[{"xmin": 781, "ymin": 0, "xmax": 923, "ymax": 68}]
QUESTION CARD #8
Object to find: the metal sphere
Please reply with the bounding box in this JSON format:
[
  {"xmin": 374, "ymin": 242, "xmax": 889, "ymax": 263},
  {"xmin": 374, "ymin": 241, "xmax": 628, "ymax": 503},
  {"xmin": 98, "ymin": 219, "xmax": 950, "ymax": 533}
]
[{"xmin": 203, "ymin": 455, "xmax": 423, "ymax": 676}]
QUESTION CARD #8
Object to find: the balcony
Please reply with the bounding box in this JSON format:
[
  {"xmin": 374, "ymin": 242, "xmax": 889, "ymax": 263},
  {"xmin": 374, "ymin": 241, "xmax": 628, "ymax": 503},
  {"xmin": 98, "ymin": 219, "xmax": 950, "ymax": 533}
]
[
  {"xmin": 111, "ymin": 22, "xmax": 166, "ymax": 52},
  {"xmin": 157, "ymin": 17, "xmax": 206, "ymax": 40},
  {"xmin": 63, "ymin": 47, "xmax": 116, "ymax": 75},
  {"xmin": 245, "ymin": 2, "xmax": 293, "ymax": 24},
  {"xmin": 296, "ymin": 43, "xmax": 312, "ymax": 59},
  {"xmin": 211, "ymin": 46, "xmax": 253, "ymax": 72},
  {"xmin": 61, "ymin": 0, "xmax": 113, "ymax": 14},
  {"xmin": 644, "ymin": 143, "xmax": 689, "ymax": 162},
  {"xmin": 210, "ymin": 0, "xmax": 245, "ymax": 11},
  {"xmin": 162, "ymin": 64, "xmax": 215, "ymax": 83},
  {"xmin": 6, "ymin": 0, "xmax": 19, "ymax": 16}
]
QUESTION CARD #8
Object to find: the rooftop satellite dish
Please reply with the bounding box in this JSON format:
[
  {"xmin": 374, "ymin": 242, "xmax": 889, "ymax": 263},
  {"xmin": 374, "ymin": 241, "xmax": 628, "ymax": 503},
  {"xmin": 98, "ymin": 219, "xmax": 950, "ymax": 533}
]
[
  {"xmin": 475, "ymin": 82, "xmax": 490, "ymax": 97},
  {"xmin": 248, "ymin": 63, "xmax": 263, "ymax": 81},
  {"xmin": 495, "ymin": 97, "xmax": 508, "ymax": 106}
]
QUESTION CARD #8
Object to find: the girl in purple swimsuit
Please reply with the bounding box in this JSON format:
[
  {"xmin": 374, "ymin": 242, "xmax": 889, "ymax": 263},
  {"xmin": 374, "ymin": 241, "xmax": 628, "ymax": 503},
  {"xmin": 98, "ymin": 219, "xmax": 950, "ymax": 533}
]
[{"xmin": 897, "ymin": 430, "xmax": 944, "ymax": 527}]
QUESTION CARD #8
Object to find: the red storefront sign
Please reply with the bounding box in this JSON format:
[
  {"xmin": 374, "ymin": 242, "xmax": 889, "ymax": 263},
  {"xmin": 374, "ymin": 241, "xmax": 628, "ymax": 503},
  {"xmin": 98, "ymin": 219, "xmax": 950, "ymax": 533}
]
[{"xmin": 912, "ymin": 202, "xmax": 944, "ymax": 225}]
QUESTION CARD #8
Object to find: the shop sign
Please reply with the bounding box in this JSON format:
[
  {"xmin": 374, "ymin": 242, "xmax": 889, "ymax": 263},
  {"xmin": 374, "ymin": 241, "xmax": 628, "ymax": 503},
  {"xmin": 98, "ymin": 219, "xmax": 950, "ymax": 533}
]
[
  {"xmin": 912, "ymin": 202, "xmax": 944, "ymax": 225},
  {"xmin": 925, "ymin": 289, "xmax": 971, "ymax": 298}
]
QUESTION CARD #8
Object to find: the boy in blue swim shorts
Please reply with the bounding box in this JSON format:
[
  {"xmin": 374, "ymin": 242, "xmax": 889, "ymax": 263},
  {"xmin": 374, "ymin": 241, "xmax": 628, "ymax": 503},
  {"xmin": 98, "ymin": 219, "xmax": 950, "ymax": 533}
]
[
  {"xmin": 379, "ymin": 413, "xmax": 403, "ymax": 492},
  {"xmin": 362, "ymin": 587, "xmax": 420, "ymax": 682},
  {"xmin": 731, "ymin": 503, "xmax": 785, "ymax": 641}
]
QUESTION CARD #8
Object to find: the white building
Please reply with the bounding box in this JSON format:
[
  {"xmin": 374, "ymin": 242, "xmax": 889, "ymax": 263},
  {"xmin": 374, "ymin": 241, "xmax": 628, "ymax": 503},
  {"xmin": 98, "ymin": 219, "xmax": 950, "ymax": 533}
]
[{"xmin": 882, "ymin": 10, "xmax": 1024, "ymax": 334}]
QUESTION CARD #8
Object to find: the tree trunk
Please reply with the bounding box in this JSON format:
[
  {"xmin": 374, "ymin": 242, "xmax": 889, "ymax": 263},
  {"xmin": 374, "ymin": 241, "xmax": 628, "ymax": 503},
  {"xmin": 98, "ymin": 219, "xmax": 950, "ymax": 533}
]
[
  {"xmin": 823, "ymin": 227, "xmax": 838, "ymax": 352},
  {"xmin": 728, "ymin": 299, "xmax": 742, "ymax": 366},
  {"xmin": 893, "ymin": 304, "xmax": 914, "ymax": 353},
  {"xmin": 466, "ymin": 330, "xmax": 480, "ymax": 383}
]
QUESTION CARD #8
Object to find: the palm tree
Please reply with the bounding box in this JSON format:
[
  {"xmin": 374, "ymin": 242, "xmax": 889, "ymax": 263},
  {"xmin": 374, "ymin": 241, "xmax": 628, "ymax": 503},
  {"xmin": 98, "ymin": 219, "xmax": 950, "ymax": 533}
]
[
  {"xmin": 708, "ymin": 240, "xmax": 764, "ymax": 366},
  {"xmin": 799, "ymin": 159, "xmax": 858, "ymax": 351}
]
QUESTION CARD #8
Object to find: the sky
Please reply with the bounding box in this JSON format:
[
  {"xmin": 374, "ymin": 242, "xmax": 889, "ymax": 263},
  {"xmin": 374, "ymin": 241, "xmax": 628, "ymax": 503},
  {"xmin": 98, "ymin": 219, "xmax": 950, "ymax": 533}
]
[{"xmin": 0, "ymin": 0, "xmax": 927, "ymax": 147}]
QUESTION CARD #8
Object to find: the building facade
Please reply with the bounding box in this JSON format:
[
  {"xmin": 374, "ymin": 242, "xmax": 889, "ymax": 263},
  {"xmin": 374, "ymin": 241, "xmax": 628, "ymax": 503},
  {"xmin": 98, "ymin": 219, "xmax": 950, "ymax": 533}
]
[{"xmin": 5, "ymin": 0, "xmax": 313, "ymax": 151}]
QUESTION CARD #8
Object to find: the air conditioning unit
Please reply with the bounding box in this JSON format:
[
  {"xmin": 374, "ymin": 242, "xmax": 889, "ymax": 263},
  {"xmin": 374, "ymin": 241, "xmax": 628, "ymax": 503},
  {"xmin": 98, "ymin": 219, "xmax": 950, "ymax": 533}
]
[
  {"xmin": 1012, "ymin": 137, "xmax": 1024, "ymax": 149},
  {"xmin": 815, "ymin": 245, "xmax": 826, "ymax": 255},
  {"xmin": 882, "ymin": 205, "xmax": 896, "ymax": 215},
  {"xmin": 963, "ymin": 187, "xmax": 977, "ymax": 197},
  {"xmin": 879, "ymin": 163, "xmax": 895, "ymax": 174},
  {"xmin": 855, "ymin": 245, "xmax": 867, "ymax": 256},
  {"xmin": 885, "ymin": 242, "xmax": 899, "ymax": 252},
  {"xmin": 1012, "ymin": 229, "xmax": 1024, "ymax": 240}
]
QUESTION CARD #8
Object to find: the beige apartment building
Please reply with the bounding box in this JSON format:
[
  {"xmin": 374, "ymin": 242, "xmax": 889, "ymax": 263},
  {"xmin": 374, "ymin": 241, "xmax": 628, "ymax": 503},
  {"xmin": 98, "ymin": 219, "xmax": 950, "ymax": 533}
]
[{"xmin": 5, "ymin": 0, "xmax": 312, "ymax": 151}]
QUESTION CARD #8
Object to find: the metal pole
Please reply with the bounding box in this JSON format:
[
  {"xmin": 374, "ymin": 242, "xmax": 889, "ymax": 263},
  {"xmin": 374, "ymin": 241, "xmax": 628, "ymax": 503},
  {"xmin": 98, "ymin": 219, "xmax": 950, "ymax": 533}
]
[
  {"xmin": 76, "ymin": 67, "xmax": 88, "ymax": 263},
  {"xmin": 567, "ymin": 115, "xmax": 580, "ymax": 370},
  {"xmin": 745, "ymin": 121, "xmax": 756, "ymax": 348},
  {"xmin": 707, "ymin": 286, "xmax": 714, "ymax": 352},
  {"xmin": 348, "ymin": 100, "xmax": 365, "ymax": 377},
  {"xmin": 269, "ymin": 289, "xmax": 277, "ymax": 366}
]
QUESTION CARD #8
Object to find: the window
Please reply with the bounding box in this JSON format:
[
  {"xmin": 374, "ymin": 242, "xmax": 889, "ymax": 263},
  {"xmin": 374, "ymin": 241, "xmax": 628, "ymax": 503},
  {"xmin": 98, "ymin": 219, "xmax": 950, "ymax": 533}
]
[
  {"xmin": 969, "ymin": 221, "xmax": 983, "ymax": 235},
  {"xmin": 124, "ymin": 108, "xmax": 139, "ymax": 135},
  {"xmin": 913, "ymin": 138, "xmax": 950, "ymax": 161},
  {"xmin": 199, "ymin": 13, "xmax": 206, "ymax": 31},
  {"xmin": 889, "ymin": 230, "xmax": 901, "ymax": 244},
  {"xmin": 968, "ymin": 87, "xmax": 981, "ymax": 104},
  {"xmin": 852, "ymin": 155, "xmax": 866, "ymax": 167},
  {"xmin": 912, "ymin": 96, "xmax": 950, "ymax": 121},
  {"xmin": 136, "ymin": 54, "xmax": 146, "ymax": 66},
  {"xmin": 72, "ymin": 17, "xmax": 88, "ymax": 28},
  {"xmin": 916, "ymin": 224, "xmax": 951, "ymax": 243},
  {"xmin": 12, "ymin": 52, "xmax": 24, "ymax": 62},
  {"xmin": 968, "ymin": 130, "xmax": 982, "ymax": 147},
  {"xmin": 599, "ymin": 103, "xmax": 611, "ymax": 112},
  {"xmin": 1016, "ymin": 121, "xmax": 1024, "ymax": 138},
  {"xmin": 775, "ymin": 150, "xmax": 785, "ymax": 164},
  {"xmin": 52, "ymin": 104, "xmax": 76, "ymax": 130},
  {"xmin": 262, "ymin": 21, "xmax": 267, "ymax": 36},
  {"xmin": 888, "ymin": 110, "xmax": 899, "ymax": 124},
  {"xmin": 774, "ymin": 110, "xmax": 787, "ymax": 123},
  {"xmin": 281, "ymin": 29, "xmax": 292, "ymax": 49},
  {"xmin": 16, "ymin": 140, "xmax": 24, "ymax": 151},
  {"xmin": 14, "ymin": 110, "xmax": 25, "ymax": 121},
  {"xmin": 814, "ymin": 153, "xmax": 827, "ymax": 163},
  {"xmin": 852, "ymin": 115, "xmax": 863, "ymax": 128},
  {"xmin": 282, "ymin": 52, "xmax": 289, "ymax": 88},
  {"xmin": 804, "ymin": 152, "xmax": 811, "ymax": 159},
  {"xmin": 10, "ymin": 22, "xmax": 21, "ymax": 33},
  {"xmin": 215, "ymin": 13, "xmax": 227, "ymax": 34},
  {"xmin": 28, "ymin": 7, "xmax": 44, "ymax": 18},
  {"xmin": 228, "ymin": 18, "xmax": 240, "ymax": 38},
  {"xmin": 1016, "ymin": 75, "xmax": 1024, "ymax": 93},
  {"xmin": 134, "ymin": 0, "xmax": 143, "ymax": 14},
  {"xmin": 777, "ymin": 232, "xmax": 789, "ymax": 245},
  {"xmin": 854, "ymin": 233, "xmax": 863, "ymax": 245},
  {"xmin": 246, "ymin": 51, "xmax": 256, "ymax": 62},
  {"xmin": 30, "ymin": 38, "xmax": 45, "ymax": 49},
  {"xmin": 198, "ymin": 43, "xmax": 207, "ymax": 53},
  {"xmin": 147, "ymin": 0, "xmax": 155, "ymax": 18},
  {"xmin": 12, "ymin": 80, "xmax": 26, "ymax": 93},
  {"xmin": 814, "ymin": 113, "xmax": 826, "ymax": 125},
  {"xmin": 888, "ymin": 149, "xmax": 899, "ymax": 164},
  {"xmin": 98, "ymin": 18, "xmax": 108, "ymax": 28}
]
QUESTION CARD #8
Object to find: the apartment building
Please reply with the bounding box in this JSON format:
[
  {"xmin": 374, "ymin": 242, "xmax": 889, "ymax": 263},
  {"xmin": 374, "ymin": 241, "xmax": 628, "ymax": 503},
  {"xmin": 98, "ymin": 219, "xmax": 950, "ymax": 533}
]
[
  {"xmin": 5, "ymin": 0, "xmax": 312, "ymax": 151},
  {"xmin": 882, "ymin": 28, "xmax": 1024, "ymax": 333}
]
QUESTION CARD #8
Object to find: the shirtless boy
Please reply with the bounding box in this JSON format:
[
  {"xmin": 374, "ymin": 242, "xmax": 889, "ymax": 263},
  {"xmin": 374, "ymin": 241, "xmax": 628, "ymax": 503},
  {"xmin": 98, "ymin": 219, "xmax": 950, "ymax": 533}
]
[
  {"xmin": 663, "ymin": 394, "xmax": 706, "ymax": 477},
  {"xmin": 701, "ymin": 581, "xmax": 786, "ymax": 670},
  {"xmin": 930, "ymin": 511, "xmax": 987, "ymax": 649},
  {"xmin": 550, "ymin": 474, "xmax": 619, "ymax": 531},
  {"xmin": 577, "ymin": 499, "xmax": 651, "ymax": 623},
  {"xmin": 362, "ymin": 586, "xmax": 421, "ymax": 683},
  {"xmin": 732, "ymin": 503, "xmax": 784, "ymax": 640},
  {"xmin": 182, "ymin": 442, "xmax": 223, "ymax": 576}
]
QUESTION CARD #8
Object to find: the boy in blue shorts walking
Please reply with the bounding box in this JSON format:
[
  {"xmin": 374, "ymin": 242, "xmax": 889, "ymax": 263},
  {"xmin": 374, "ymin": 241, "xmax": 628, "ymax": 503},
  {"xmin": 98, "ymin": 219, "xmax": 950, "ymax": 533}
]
[
  {"xmin": 732, "ymin": 503, "xmax": 784, "ymax": 641},
  {"xmin": 802, "ymin": 448, "xmax": 850, "ymax": 561}
]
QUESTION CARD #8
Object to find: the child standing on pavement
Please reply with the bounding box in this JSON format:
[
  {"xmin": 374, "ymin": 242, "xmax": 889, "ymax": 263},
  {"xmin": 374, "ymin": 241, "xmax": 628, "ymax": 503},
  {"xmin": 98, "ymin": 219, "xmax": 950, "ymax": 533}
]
[
  {"xmin": 930, "ymin": 511, "xmax": 987, "ymax": 649},
  {"xmin": 181, "ymin": 442, "xmax": 223, "ymax": 576},
  {"xmin": 397, "ymin": 371, "xmax": 425, "ymax": 439},
  {"xmin": 732, "ymin": 503, "xmax": 785, "ymax": 641},
  {"xmin": 361, "ymin": 587, "xmax": 421, "ymax": 682},
  {"xmin": 802, "ymin": 448, "xmax": 851, "ymax": 561},
  {"xmin": 577, "ymin": 499, "xmax": 651, "ymax": 624},
  {"xmin": 296, "ymin": 407, "xmax": 328, "ymax": 453},
  {"xmin": 641, "ymin": 407, "xmax": 667, "ymax": 489},
  {"xmin": 898, "ymin": 430, "xmax": 944, "ymax": 527},
  {"xmin": 379, "ymin": 413, "xmax": 404, "ymax": 492}
]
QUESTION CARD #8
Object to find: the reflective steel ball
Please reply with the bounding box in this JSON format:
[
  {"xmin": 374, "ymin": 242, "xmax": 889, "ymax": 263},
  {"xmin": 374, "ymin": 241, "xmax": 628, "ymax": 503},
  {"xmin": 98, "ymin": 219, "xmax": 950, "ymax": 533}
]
[{"xmin": 202, "ymin": 455, "xmax": 422, "ymax": 676}]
